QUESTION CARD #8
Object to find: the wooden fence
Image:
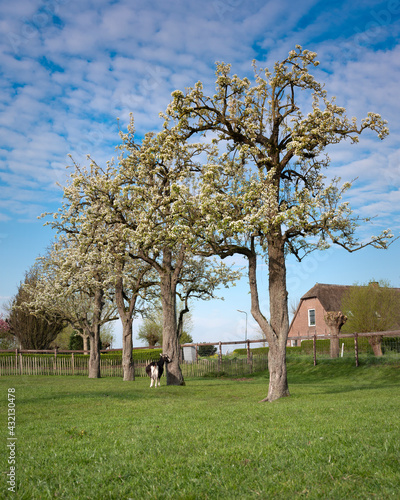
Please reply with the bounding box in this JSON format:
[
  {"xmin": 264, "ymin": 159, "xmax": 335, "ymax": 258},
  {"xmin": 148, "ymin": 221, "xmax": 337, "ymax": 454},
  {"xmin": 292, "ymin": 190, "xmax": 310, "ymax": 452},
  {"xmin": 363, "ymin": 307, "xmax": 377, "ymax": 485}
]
[
  {"xmin": 0, "ymin": 354, "xmax": 268, "ymax": 378},
  {"xmin": 0, "ymin": 330, "xmax": 399, "ymax": 377}
]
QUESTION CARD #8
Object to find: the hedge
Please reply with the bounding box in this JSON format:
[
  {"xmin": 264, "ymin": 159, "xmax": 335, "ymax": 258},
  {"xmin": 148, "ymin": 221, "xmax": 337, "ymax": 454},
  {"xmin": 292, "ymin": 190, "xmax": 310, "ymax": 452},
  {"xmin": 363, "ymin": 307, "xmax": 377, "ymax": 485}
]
[
  {"xmin": 233, "ymin": 346, "xmax": 303, "ymax": 356},
  {"xmin": 300, "ymin": 337, "xmax": 374, "ymax": 354},
  {"xmin": 233, "ymin": 347, "xmax": 269, "ymax": 356}
]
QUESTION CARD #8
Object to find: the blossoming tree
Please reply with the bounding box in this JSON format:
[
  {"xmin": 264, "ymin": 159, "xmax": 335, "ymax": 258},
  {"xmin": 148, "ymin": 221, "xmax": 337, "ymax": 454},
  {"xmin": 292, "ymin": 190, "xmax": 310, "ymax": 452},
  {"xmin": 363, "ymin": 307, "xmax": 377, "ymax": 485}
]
[
  {"xmin": 164, "ymin": 46, "xmax": 392, "ymax": 401},
  {"xmin": 27, "ymin": 238, "xmax": 118, "ymax": 378},
  {"xmin": 84, "ymin": 125, "xmax": 240, "ymax": 385}
]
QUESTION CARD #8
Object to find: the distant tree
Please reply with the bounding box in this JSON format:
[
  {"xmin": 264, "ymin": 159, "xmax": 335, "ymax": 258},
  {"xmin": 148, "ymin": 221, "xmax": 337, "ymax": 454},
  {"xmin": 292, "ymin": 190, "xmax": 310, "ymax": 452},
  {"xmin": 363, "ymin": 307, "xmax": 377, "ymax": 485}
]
[
  {"xmin": 137, "ymin": 300, "xmax": 194, "ymax": 347},
  {"xmin": 100, "ymin": 323, "xmax": 115, "ymax": 349},
  {"xmin": 179, "ymin": 330, "xmax": 193, "ymax": 345},
  {"xmin": 0, "ymin": 313, "xmax": 16, "ymax": 349},
  {"xmin": 68, "ymin": 326, "xmax": 113, "ymax": 351},
  {"xmin": 51, "ymin": 324, "xmax": 75, "ymax": 350},
  {"xmin": 341, "ymin": 280, "xmax": 400, "ymax": 356},
  {"xmin": 137, "ymin": 304, "xmax": 163, "ymax": 346},
  {"xmin": 68, "ymin": 331, "xmax": 84, "ymax": 350},
  {"xmin": 8, "ymin": 265, "xmax": 65, "ymax": 349},
  {"xmin": 198, "ymin": 344, "xmax": 217, "ymax": 357}
]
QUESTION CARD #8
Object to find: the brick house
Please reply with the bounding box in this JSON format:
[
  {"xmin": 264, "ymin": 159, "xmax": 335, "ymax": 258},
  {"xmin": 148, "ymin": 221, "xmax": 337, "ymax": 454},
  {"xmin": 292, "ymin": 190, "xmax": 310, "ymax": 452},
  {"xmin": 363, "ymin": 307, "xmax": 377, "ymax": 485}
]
[{"xmin": 288, "ymin": 283, "xmax": 352, "ymax": 346}]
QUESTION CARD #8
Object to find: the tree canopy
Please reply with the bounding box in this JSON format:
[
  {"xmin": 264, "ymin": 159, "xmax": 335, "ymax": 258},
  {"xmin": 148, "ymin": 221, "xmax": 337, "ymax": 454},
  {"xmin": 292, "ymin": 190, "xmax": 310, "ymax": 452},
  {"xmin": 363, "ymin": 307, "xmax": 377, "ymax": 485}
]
[{"xmin": 8, "ymin": 264, "xmax": 66, "ymax": 349}]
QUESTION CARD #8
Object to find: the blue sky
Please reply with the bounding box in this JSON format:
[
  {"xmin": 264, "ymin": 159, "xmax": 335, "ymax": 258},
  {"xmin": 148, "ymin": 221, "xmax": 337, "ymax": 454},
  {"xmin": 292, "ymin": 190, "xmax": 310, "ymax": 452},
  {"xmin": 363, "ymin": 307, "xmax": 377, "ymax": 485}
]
[{"xmin": 1, "ymin": 0, "xmax": 399, "ymax": 349}]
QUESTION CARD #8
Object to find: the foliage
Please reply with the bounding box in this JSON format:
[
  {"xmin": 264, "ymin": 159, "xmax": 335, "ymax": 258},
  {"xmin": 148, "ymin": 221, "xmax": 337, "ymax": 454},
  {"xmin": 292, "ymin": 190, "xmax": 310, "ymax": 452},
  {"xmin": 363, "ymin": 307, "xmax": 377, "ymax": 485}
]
[
  {"xmin": 0, "ymin": 313, "xmax": 15, "ymax": 349},
  {"xmin": 136, "ymin": 311, "xmax": 163, "ymax": 346},
  {"xmin": 0, "ymin": 313, "xmax": 9, "ymax": 332},
  {"xmin": 68, "ymin": 331, "xmax": 85, "ymax": 350},
  {"xmin": 51, "ymin": 325, "xmax": 75, "ymax": 350},
  {"xmin": 233, "ymin": 347, "xmax": 269, "ymax": 356},
  {"xmin": 179, "ymin": 330, "xmax": 193, "ymax": 345},
  {"xmin": 300, "ymin": 338, "xmax": 374, "ymax": 354},
  {"xmin": 198, "ymin": 344, "xmax": 217, "ymax": 356},
  {"xmin": 137, "ymin": 301, "xmax": 194, "ymax": 346},
  {"xmin": 341, "ymin": 280, "xmax": 400, "ymax": 333},
  {"xmin": 8, "ymin": 265, "xmax": 66, "ymax": 349},
  {"xmin": 382, "ymin": 337, "xmax": 400, "ymax": 353}
]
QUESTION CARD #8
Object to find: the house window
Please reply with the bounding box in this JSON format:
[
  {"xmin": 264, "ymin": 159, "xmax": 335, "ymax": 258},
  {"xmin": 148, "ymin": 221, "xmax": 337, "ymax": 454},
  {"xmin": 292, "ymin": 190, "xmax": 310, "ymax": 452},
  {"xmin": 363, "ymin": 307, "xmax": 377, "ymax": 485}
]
[{"xmin": 308, "ymin": 309, "xmax": 316, "ymax": 327}]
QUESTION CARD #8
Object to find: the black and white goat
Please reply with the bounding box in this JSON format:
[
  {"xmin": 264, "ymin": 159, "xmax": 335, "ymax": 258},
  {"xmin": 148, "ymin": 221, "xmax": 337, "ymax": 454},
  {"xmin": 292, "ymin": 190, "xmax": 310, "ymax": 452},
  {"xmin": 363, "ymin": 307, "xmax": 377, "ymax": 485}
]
[{"xmin": 145, "ymin": 354, "xmax": 172, "ymax": 388}]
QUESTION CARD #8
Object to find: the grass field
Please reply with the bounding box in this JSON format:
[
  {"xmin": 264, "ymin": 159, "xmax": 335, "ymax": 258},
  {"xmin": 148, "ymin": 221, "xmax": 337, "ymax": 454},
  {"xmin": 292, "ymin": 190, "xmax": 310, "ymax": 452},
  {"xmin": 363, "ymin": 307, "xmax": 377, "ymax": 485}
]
[{"xmin": 1, "ymin": 358, "xmax": 399, "ymax": 499}]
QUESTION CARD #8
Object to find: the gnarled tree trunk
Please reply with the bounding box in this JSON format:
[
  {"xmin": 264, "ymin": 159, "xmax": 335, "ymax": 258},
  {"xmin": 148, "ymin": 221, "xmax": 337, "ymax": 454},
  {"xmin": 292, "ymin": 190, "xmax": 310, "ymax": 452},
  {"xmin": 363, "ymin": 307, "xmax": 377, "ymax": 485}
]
[
  {"xmin": 368, "ymin": 335, "xmax": 383, "ymax": 356},
  {"xmin": 160, "ymin": 253, "xmax": 185, "ymax": 386},
  {"xmin": 325, "ymin": 311, "xmax": 347, "ymax": 358},
  {"xmin": 247, "ymin": 235, "xmax": 290, "ymax": 402},
  {"xmin": 265, "ymin": 235, "xmax": 290, "ymax": 401}
]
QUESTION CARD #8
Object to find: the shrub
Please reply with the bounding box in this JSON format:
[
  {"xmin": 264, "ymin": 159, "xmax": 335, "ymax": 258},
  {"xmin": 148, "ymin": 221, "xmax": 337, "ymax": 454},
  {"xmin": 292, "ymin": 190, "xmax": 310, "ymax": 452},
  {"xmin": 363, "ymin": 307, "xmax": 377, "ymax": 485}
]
[
  {"xmin": 198, "ymin": 344, "xmax": 217, "ymax": 357},
  {"xmin": 382, "ymin": 337, "xmax": 400, "ymax": 353},
  {"xmin": 68, "ymin": 332, "xmax": 84, "ymax": 350},
  {"xmin": 233, "ymin": 347, "xmax": 269, "ymax": 356}
]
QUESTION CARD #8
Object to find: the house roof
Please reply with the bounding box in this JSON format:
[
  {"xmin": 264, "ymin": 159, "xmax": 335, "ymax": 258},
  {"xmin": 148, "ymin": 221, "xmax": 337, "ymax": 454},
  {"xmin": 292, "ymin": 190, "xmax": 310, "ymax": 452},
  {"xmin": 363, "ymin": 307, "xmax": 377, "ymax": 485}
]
[
  {"xmin": 300, "ymin": 283, "xmax": 352, "ymax": 312},
  {"xmin": 300, "ymin": 282, "xmax": 400, "ymax": 312}
]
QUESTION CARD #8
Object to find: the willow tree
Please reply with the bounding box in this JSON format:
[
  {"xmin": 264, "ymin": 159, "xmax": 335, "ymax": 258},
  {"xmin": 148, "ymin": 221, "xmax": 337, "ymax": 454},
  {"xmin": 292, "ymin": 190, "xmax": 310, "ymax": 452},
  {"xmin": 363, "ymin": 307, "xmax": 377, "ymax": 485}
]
[
  {"xmin": 341, "ymin": 281, "xmax": 400, "ymax": 356},
  {"xmin": 164, "ymin": 46, "xmax": 392, "ymax": 401}
]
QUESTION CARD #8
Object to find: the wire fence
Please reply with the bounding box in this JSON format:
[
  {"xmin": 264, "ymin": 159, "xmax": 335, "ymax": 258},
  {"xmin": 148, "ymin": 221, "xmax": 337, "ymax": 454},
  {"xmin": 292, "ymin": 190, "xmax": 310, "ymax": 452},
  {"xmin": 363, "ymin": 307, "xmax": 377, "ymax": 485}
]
[{"xmin": 0, "ymin": 331, "xmax": 399, "ymax": 378}]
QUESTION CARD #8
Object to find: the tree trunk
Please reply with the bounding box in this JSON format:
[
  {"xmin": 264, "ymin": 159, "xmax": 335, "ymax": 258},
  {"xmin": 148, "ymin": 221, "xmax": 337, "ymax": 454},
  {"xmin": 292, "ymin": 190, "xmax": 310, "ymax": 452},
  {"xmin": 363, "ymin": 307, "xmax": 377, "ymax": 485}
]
[
  {"xmin": 330, "ymin": 335, "xmax": 340, "ymax": 358},
  {"xmin": 88, "ymin": 288, "xmax": 103, "ymax": 379},
  {"xmin": 265, "ymin": 338, "xmax": 289, "ymax": 401},
  {"xmin": 115, "ymin": 276, "xmax": 135, "ymax": 381},
  {"xmin": 83, "ymin": 334, "xmax": 89, "ymax": 355},
  {"xmin": 264, "ymin": 235, "xmax": 290, "ymax": 401},
  {"xmin": 325, "ymin": 311, "xmax": 347, "ymax": 359},
  {"xmin": 88, "ymin": 328, "xmax": 101, "ymax": 378},
  {"xmin": 122, "ymin": 318, "xmax": 135, "ymax": 381},
  {"xmin": 247, "ymin": 236, "xmax": 290, "ymax": 402},
  {"xmin": 369, "ymin": 335, "xmax": 383, "ymax": 356},
  {"xmin": 160, "ymin": 269, "xmax": 185, "ymax": 386}
]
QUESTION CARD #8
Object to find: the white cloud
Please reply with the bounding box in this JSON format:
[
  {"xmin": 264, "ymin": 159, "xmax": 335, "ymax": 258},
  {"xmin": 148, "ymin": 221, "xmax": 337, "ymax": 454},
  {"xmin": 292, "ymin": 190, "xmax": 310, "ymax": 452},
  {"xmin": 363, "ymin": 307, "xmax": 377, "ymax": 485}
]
[{"xmin": 0, "ymin": 0, "xmax": 399, "ymax": 301}]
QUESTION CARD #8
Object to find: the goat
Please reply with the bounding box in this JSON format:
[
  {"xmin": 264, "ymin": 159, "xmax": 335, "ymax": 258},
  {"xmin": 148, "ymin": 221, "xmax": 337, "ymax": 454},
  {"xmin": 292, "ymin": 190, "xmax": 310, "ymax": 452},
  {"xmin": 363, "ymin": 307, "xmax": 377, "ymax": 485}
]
[{"xmin": 145, "ymin": 354, "xmax": 172, "ymax": 388}]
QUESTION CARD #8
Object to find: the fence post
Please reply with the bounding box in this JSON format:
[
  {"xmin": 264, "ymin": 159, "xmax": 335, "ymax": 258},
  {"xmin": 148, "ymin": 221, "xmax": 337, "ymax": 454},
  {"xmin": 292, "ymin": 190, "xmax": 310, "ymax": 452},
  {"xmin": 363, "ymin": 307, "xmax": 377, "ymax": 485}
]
[
  {"xmin": 71, "ymin": 352, "xmax": 75, "ymax": 376},
  {"xmin": 313, "ymin": 333, "xmax": 317, "ymax": 366},
  {"xmin": 19, "ymin": 353, "xmax": 23, "ymax": 375},
  {"xmin": 218, "ymin": 342, "xmax": 222, "ymax": 373},
  {"xmin": 354, "ymin": 333, "xmax": 359, "ymax": 367}
]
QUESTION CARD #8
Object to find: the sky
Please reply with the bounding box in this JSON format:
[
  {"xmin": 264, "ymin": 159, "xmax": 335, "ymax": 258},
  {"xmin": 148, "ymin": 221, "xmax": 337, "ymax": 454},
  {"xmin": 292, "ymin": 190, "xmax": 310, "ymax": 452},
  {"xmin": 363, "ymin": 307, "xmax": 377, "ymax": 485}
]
[{"xmin": 1, "ymin": 0, "xmax": 399, "ymax": 349}]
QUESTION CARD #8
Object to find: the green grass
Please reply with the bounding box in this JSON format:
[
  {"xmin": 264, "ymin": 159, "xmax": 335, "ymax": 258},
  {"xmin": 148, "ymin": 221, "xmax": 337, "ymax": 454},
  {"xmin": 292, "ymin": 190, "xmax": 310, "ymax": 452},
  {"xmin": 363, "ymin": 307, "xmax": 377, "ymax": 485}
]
[{"xmin": 1, "ymin": 358, "xmax": 399, "ymax": 499}]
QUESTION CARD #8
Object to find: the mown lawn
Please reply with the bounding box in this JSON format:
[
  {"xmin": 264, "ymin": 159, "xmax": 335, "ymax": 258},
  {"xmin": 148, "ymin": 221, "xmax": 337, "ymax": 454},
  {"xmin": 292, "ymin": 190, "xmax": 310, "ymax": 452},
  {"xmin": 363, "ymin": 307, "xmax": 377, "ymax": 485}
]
[{"xmin": 1, "ymin": 358, "xmax": 399, "ymax": 499}]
